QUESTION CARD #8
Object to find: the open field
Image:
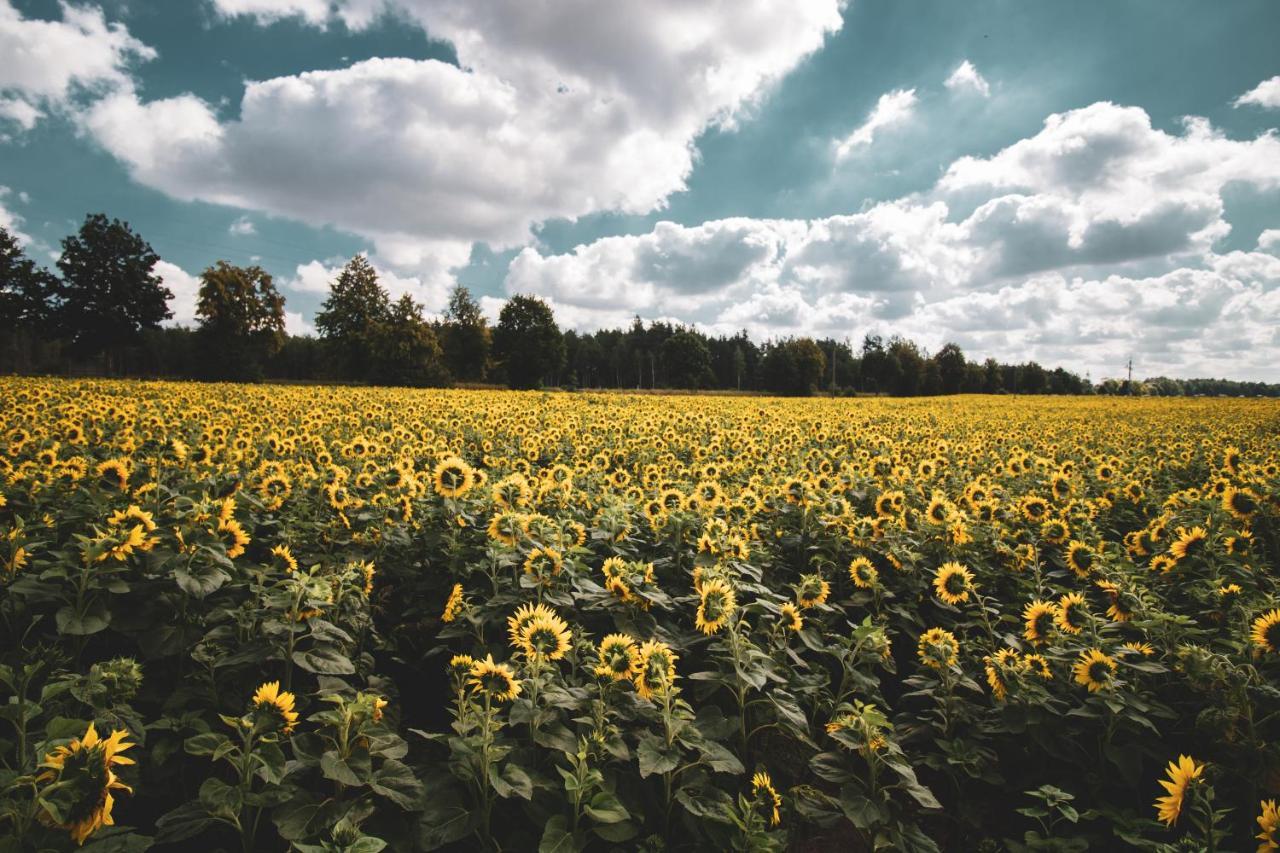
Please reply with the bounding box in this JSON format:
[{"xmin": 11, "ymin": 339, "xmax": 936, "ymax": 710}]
[{"xmin": 1, "ymin": 378, "xmax": 1279, "ymax": 851}]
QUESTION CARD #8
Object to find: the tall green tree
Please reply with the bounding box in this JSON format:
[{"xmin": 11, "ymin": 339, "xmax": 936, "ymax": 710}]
[
  {"xmin": 315, "ymin": 255, "xmax": 390, "ymax": 381},
  {"xmin": 660, "ymin": 330, "xmax": 712, "ymax": 389},
  {"xmin": 492, "ymin": 295, "xmax": 564, "ymax": 389},
  {"xmin": 195, "ymin": 261, "xmax": 286, "ymax": 380},
  {"xmin": 56, "ymin": 213, "xmax": 172, "ymax": 366},
  {"xmin": 0, "ymin": 226, "xmax": 58, "ymax": 332},
  {"xmin": 441, "ymin": 284, "xmax": 490, "ymax": 381},
  {"xmin": 372, "ymin": 293, "xmax": 450, "ymax": 387}
]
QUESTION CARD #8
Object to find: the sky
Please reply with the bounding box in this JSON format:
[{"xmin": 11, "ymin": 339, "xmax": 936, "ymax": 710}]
[{"xmin": 2, "ymin": 0, "xmax": 1279, "ymax": 381}]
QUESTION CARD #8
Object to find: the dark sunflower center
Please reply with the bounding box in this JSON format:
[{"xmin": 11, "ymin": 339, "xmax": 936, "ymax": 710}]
[
  {"xmin": 1266, "ymin": 622, "xmax": 1280, "ymax": 651},
  {"xmin": 945, "ymin": 573, "xmax": 966, "ymax": 594},
  {"xmin": 1088, "ymin": 661, "xmax": 1109, "ymax": 683}
]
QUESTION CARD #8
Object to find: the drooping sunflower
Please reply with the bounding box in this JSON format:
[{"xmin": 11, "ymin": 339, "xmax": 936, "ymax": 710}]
[
  {"xmin": 594, "ymin": 633, "xmax": 639, "ymax": 681},
  {"xmin": 633, "ymin": 639, "xmax": 679, "ymax": 701},
  {"xmin": 933, "ymin": 562, "xmax": 974, "ymax": 605},
  {"xmin": 848, "ymin": 556, "xmax": 878, "ymax": 589},
  {"xmin": 695, "ymin": 577, "xmax": 737, "ymax": 635},
  {"xmin": 487, "ymin": 510, "xmax": 527, "ymax": 546},
  {"xmin": 917, "ymin": 627, "xmax": 959, "ymax": 670},
  {"xmin": 518, "ymin": 610, "xmax": 573, "ymax": 661},
  {"xmin": 1258, "ymin": 799, "xmax": 1279, "ymax": 851},
  {"xmin": 751, "ymin": 770, "xmax": 783, "ymax": 827},
  {"xmin": 1072, "ymin": 648, "xmax": 1116, "ymax": 693},
  {"xmin": 469, "ymin": 654, "xmax": 522, "ymax": 702},
  {"xmin": 433, "ymin": 456, "xmax": 474, "ymax": 499},
  {"xmin": 270, "ymin": 544, "xmax": 298, "ymax": 574},
  {"xmin": 1250, "ymin": 609, "xmax": 1280, "ymax": 654},
  {"xmin": 1056, "ymin": 592, "xmax": 1089, "ymax": 635},
  {"xmin": 217, "ymin": 517, "xmax": 250, "ymax": 559},
  {"xmin": 37, "ymin": 723, "xmax": 136, "ymax": 846},
  {"xmin": 252, "ymin": 681, "xmax": 299, "ymax": 734},
  {"xmin": 1122, "ymin": 641, "xmax": 1155, "ymax": 657},
  {"xmin": 1169, "ymin": 526, "xmax": 1208, "ymax": 562},
  {"xmin": 983, "ymin": 648, "xmax": 1025, "ymax": 701},
  {"xmin": 1153, "ymin": 754, "xmax": 1205, "ymax": 826},
  {"xmin": 779, "ymin": 602, "xmax": 803, "ymax": 632},
  {"xmin": 1065, "ymin": 541, "xmax": 1096, "ymax": 577},
  {"xmin": 796, "ymin": 574, "xmax": 831, "ymax": 610},
  {"xmin": 1095, "ymin": 579, "xmax": 1132, "ymax": 622},
  {"xmin": 448, "ymin": 654, "xmax": 476, "ymax": 681},
  {"xmin": 1022, "ymin": 599, "xmax": 1057, "ymax": 646},
  {"xmin": 441, "ymin": 583, "xmax": 465, "ymax": 623}
]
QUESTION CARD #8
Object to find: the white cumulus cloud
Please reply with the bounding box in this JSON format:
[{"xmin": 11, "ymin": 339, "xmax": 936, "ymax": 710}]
[
  {"xmin": 229, "ymin": 216, "xmax": 256, "ymax": 236},
  {"xmin": 944, "ymin": 60, "xmax": 990, "ymax": 97},
  {"xmin": 834, "ymin": 88, "xmax": 917, "ymax": 158},
  {"xmin": 82, "ymin": 1, "xmax": 845, "ymax": 277},
  {"xmin": 155, "ymin": 260, "xmax": 202, "ymax": 327},
  {"xmin": 0, "ymin": 0, "xmax": 154, "ymax": 132},
  {"xmin": 1234, "ymin": 75, "xmax": 1280, "ymax": 109}
]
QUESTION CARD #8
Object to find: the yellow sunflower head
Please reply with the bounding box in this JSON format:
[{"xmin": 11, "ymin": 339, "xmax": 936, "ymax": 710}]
[
  {"xmin": 695, "ymin": 577, "xmax": 737, "ymax": 635},
  {"xmin": 933, "ymin": 562, "xmax": 974, "ymax": 606},
  {"xmin": 37, "ymin": 723, "xmax": 136, "ymax": 846},
  {"xmin": 469, "ymin": 654, "xmax": 522, "ymax": 702},
  {"xmin": 917, "ymin": 627, "xmax": 958, "ymax": 670},
  {"xmin": 594, "ymin": 633, "xmax": 639, "ymax": 681},
  {"xmin": 1072, "ymin": 648, "xmax": 1116, "ymax": 693},
  {"xmin": 251, "ymin": 680, "xmax": 299, "ymax": 735},
  {"xmin": 1153, "ymin": 754, "xmax": 1205, "ymax": 826}
]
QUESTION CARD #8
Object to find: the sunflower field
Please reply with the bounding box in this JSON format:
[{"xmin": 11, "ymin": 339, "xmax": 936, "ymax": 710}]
[{"xmin": 1, "ymin": 377, "xmax": 1279, "ymax": 852}]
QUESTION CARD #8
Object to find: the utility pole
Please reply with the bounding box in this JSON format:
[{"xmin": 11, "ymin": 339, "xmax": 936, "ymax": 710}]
[{"xmin": 1127, "ymin": 357, "xmax": 1133, "ymax": 394}]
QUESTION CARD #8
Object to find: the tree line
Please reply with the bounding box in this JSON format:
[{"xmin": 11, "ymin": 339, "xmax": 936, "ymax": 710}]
[{"xmin": 2, "ymin": 213, "xmax": 1277, "ymax": 396}]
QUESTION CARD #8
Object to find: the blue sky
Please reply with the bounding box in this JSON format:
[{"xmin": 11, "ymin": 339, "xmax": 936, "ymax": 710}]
[{"xmin": 2, "ymin": 0, "xmax": 1278, "ymax": 380}]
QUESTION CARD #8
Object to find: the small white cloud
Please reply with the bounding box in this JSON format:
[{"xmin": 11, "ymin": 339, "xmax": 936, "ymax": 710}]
[
  {"xmin": 155, "ymin": 260, "xmax": 201, "ymax": 327},
  {"xmin": 229, "ymin": 215, "xmax": 256, "ymax": 236},
  {"xmin": 0, "ymin": 96, "xmax": 40, "ymax": 130},
  {"xmin": 1234, "ymin": 75, "xmax": 1280, "ymax": 109},
  {"xmin": 834, "ymin": 88, "xmax": 917, "ymax": 158},
  {"xmin": 284, "ymin": 310, "xmax": 315, "ymax": 336},
  {"xmin": 944, "ymin": 60, "xmax": 990, "ymax": 98}
]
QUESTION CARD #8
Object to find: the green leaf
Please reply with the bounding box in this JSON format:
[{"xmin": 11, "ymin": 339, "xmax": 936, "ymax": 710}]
[
  {"xmin": 370, "ymin": 759, "xmax": 426, "ymax": 809},
  {"xmin": 637, "ymin": 732, "xmax": 680, "ymax": 778},
  {"xmin": 583, "ymin": 791, "xmax": 629, "ymax": 825},
  {"xmin": 184, "ymin": 732, "xmax": 230, "ymax": 757},
  {"xmin": 539, "ymin": 815, "xmax": 580, "ymax": 853},
  {"xmin": 55, "ymin": 604, "xmax": 109, "ymax": 636},
  {"xmin": 155, "ymin": 801, "xmax": 216, "ymax": 844},
  {"xmin": 292, "ymin": 646, "xmax": 356, "ymax": 675},
  {"xmin": 174, "ymin": 561, "xmax": 231, "ymax": 598}
]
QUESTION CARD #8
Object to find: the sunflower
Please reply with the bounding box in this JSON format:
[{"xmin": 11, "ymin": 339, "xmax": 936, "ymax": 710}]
[
  {"xmin": 469, "ymin": 654, "xmax": 522, "ymax": 702},
  {"xmin": 875, "ymin": 490, "xmax": 905, "ymax": 518},
  {"xmin": 695, "ymin": 577, "xmax": 737, "ymax": 635},
  {"xmin": 1023, "ymin": 600, "xmax": 1057, "ymax": 646},
  {"xmin": 448, "ymin": 654, "xmax": 476, "ymax": 680},
  {"xmin": 779, "ymin": 602, "xmax": 803, "ymax": 632},
  {"xmin": 1024, "ymin": 653, "xmax": 1053, "ymax": 680},
  {"xmin": 487, "ymin": 510, "xmax": 526, "ymax": 546},
  {"xmin": 37, "ymin": 723, "xmax": 136, "ymax": 846},
  {"xmin": 441, "ymin": 583, "xmax": 465, "ymax": 622},
  {"xmin": 1154, "ymin": 754, "xmax": 1204, "ymax": 826},
  {"xmin": 1122, "ymin": 641, "xmax": 1155, "ymax": 657},
  {"xmin": 1056, "ymin": 592, "xmax": 1089, "ymax": 635},
  {"xmin": 594, "ymin": 633, "xmax": 639, "ymax": 681},
  {"xmin": 848, "ymin": 556, "xmax": 878, "ymax": 589},
  {"xmin": 633, "ymin": 639, "xmax": 679, "ymax": 701},
  {"xmin": 1072, "ymin": 648, "xmax": 1116, "ymax": 693},
  {"xmin": 522, "ymin": 547, "xmax": 564, "ymax": 585},
  {"xmin": 95, "ymin": 458, "xmax": 131, "ymax": 490},
  {"xmin": 983, "ymin": 648, "xmax": 1024, "ymax": 701},
  {"xmin": 1250, "ymin": 609, "xmax": 1280, "ymax": 654},
  {"xmin": 1223, "ymin": 446, "xmax": 1243, "ymax": 475},
  {"xmin": 270, "ymin": 544, "xmax": 298, "ymax": 574},
  {"xmin": 1095, "ymin": 579, "xmax": 1132, "ymax": 622},
  {"xmin": 1258, "ymin": 800, "xmax": 1279, "ymax": 851},
  {"xmin": 917, "ymin": 627, "xmax": 958, "ymax": 670},
  {"xmin": 1169, "ymin": 526, "xmax": 1208, "ymax": 562},
  {"xmin": 933, "ymin": 562, "xmax": 974, "ymax": 605},
  {"xmin": 1065, "ymin": 541, "xmax": 1096, "ymax": 577},
  {"xmin": 507, "ymin": 602, "xmax": 557, "ymax": 647},
  {"xmin": 217, "ymin": 517, "xmax": 250, "ymax": 559},
  {"xmin": 1222, "ymin": 486, "xmax": 1260, "ymax": 521},
  {"xmin": 1149, "ymin": 554, "xmax": 1176, "ymax": 574},
  {"xmin": 433, "ymin": 456, "xmax": 474, "ymax": 499},
  {"xmin": 252, "ymin": 681, "xmax": 299, "ymax": 734},
  {"xmin": 517, "ymin": 610, "xmax": 573, "ymax": 661},
  {"xmin": 1018, "ymin": 495, "xmax": 1050, "ymax": 524},
  {"xmin": 796, "ymin": 574, "xmax": 831, "ymax": 609},
  {"xmin": 924, "ymin": 493, "xmax": 954, "ymax": 525},
  {"xmin": 1225, "ymin": 529, "xmax": 1253, "ymax": 556},
  {"xmin": 751, "ymin": 770, "xmax": 783, "ymax": 827}
]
